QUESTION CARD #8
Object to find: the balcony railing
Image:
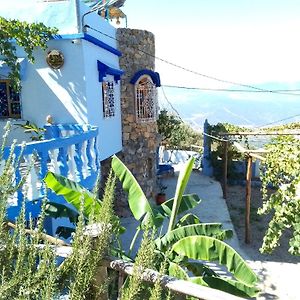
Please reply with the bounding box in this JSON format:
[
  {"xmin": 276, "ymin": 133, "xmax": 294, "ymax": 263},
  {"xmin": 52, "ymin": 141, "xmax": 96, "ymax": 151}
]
[{"xmin": 4, "ymin": 124, "xmax": 99, "ymax": 220}]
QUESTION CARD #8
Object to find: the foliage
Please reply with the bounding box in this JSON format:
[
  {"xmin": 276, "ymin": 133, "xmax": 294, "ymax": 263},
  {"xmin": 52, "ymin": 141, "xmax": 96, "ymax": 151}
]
[
  {"xmin": 111, "ymin": 155, "xmax": 259, "ymax": 298},
  {"xmin": 0, "ymin": 122, "xmax": 118, "ymax": 298},
  {"xmin": 260, "ymin": 121, "xmax": 300, "ymax": 132},
  {"xmin": 120, "ymin": 224, "xmax": 157, "ymax": 300},
  {"xmin": 157, "ymin": 109, "xmax": 181, "ymax": 142},
  {"xmin": 208, "ymin": 122, "xmax": 250, "ymax": 180},
  {"xmin": 0, "ymin": 17, "xmax": 57, "ymax": 90},
  {"xmin": 15, "ymin": 121, "xmax": 46, "ymax": 141},
  {"xmin": 157, "ymin": 109, "xmax": 202, "ymax": 151},
  {"xmin": 43, "ymin": 154, "xmax": 259, "ymax": 298},
  {"xmin": 259, "ymin": 135, "xmax": 300, "ymax": 255}
]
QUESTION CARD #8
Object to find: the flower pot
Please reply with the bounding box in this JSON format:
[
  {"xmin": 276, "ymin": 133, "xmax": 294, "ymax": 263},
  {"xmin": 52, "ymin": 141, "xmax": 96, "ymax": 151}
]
[{"xmin": 155, "ymin": 193, "xmax": 166, "ymax": 205}]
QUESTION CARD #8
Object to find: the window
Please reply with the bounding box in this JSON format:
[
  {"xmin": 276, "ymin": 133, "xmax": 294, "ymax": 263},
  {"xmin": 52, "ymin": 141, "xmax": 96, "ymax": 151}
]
[
  {"xmin": 102, "ymin": 80, "xmax": 115, "ymax": 118},
  {"xmin": 135, "ymin": 76, "xmax": 157, "ymax": 122},
  {"xmin": 0, "ymin": 80, "xmax": 21, "ymax": 118}
]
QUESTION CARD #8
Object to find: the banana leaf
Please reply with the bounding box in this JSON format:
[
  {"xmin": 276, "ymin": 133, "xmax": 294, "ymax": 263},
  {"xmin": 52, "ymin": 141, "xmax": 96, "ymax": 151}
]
[
  {"xmin": 45, "ymin": 201, "xmax": 79, "ymax": 223},
  {"xmin": 168, "ymin": 157, "xmax": 195, "ymax": 232},
  {"xmin": 171, "ymin": 236, "xmax": 257, "ymax": 286},
  {"xmin": 175, "ymin": 213, "xmax": 201, "ymax": 228},
  {"xmin": 111, "ymin": 155, "xmax": 155, "ymax": 222},
  {"xmin": 184, "ymin": 261, "xmax": 218, "ymax": 277},
  {"xmin": 156, "ymin": 224, "xmax": 233, "ymax": 250},
  {"xmin": 159, "ymin": 194, "xmax": 201, "ymax": 217},
  {"xmin": 168, "ymin": 262, "xmax": 188, "ymax": 280},
  {"xmin": 44, "ymin": 172, "xmax": 101, "ymax": 217},
  {"xmin": 55, "ymin": 226, "xmax": 75, "ymax": 239},
  {"xmin": 190, "ymin": 276, "xmax": 259, "ymax": 298}
]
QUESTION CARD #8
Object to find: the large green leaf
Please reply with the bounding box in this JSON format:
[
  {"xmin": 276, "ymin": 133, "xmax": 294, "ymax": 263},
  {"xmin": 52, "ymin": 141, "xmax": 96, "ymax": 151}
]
[
  {"xmin": 168, "ymin": 262, "xmax": 188, "ymax": 280},
  {"xmin": 111, "ymin": 155, "xmax": 153, "ymax": 221},
  {"xmin": 184, "ymin": 261, "xmax": 218, "ymax": 277},
  {"xmin": 175, "ymin": 213, "xmax": 201, "ymax": 227},
  {"xmin": 55, "ymin": 226, "xmax": 75, "ymax": 239},
  {"xmin": 156, "ymin": 224, "xmax": 233, "ymax": 250},
  {"xmin": 190, "ymin": 276, "xmax": 259, "ymax": 298},
  {"xmin": 171, "ymin": 236, "xmax": 257, "ymax": 286},
  {"xmin": 45, "ymin": 201, "xmax": 79, "ymax": 223},
  {"xmin": 167, "ymin": 157, "xmax": 195, "ymax": 232},
  {"xmin": 159, "ymin": 194, "xmax": 201, "ymax": 217},
  {"xmin": 44, "ymin": 172, "xmax": 100, "ymax": 217}
]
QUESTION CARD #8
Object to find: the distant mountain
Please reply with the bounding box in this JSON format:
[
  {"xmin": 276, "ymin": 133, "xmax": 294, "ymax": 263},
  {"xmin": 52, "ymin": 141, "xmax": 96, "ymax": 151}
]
[{"xmin": 159, "ymin": 83, "xmax": 300, "ymax": 129}]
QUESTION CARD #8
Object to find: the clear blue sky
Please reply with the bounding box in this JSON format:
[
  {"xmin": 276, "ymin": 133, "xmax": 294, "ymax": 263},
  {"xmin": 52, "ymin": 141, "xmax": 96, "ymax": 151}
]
[{"xmin": 122, "ymin": 0, "xmax": 300, "ymax": 90}]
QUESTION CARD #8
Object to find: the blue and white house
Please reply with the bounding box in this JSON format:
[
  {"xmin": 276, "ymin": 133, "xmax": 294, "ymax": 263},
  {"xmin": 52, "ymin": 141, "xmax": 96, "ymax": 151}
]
[{"xmin": 0, "ymin": 0, "xmax": 125, "ymax": 231}]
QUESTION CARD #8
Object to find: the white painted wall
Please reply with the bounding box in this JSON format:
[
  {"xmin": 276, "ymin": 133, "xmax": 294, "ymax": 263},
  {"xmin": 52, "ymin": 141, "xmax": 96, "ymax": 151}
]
[
  {"xmin": 21, "ymin": 39, "xmax": 87, "ymax": 127},
  {"xmin": 81, "ymin": 9, "xmax": 122, "ymax": 161},
  {"xmin": 0, "ymin": 0, "xmax": 123, "ymax": 160}
]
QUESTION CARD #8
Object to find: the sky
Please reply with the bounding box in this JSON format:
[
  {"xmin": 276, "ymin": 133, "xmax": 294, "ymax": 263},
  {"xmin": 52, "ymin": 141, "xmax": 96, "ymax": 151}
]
[{"xmin": 121, "ymin": 0, "xmax": 300, "ymax": 89}]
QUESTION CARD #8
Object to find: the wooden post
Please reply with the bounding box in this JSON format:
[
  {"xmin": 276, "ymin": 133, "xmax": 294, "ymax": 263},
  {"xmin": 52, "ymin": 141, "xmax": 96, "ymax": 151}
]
[
  {"xmin": 223, "ymin": 141, "xmax": 228, "ymax": 199},
  {"xmin": 245, "ymin": 155, "xmax": 253, "ymax": 244}
]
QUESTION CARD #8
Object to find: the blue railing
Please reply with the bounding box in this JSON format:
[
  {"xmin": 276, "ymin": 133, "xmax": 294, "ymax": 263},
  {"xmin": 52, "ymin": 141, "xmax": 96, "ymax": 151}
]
[{"xmin": 4, "ymin": 124, "xmax": 99, "ymax": 220}]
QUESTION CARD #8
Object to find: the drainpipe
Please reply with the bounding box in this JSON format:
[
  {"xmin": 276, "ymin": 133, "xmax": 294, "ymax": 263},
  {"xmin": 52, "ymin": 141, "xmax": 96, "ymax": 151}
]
[{"xmin": 74, "ymin": 0, "xmax": 81, "ymax": 33}]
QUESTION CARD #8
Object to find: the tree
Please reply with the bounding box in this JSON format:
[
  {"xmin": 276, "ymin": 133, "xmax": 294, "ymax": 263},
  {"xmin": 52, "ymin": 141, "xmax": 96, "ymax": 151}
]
[
  {"xmin": 157, "ymin": 109, "xmax": 181, "ymax": 143},
  {"xmin": 259, "ymin": 135, "xmax": 300, "ymax": 256},
  {"xmin": 0, "ymin": 17, "xmax": 57, "ymax": 90},
  {"xmin": 157, "ymin": 109, "xmax": 202, "ymax": 150}
]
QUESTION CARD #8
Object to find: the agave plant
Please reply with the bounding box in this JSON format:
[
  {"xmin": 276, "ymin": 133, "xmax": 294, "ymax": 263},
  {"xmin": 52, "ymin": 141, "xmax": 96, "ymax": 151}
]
[{"xmin": 44, "ymin": 155, "xmax": 259, "ymax": 298}]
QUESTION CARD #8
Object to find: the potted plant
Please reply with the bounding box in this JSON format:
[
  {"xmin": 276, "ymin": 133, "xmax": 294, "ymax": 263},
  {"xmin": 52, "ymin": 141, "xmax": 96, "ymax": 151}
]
[{"xmin": 155, "ymin": 179, "xmax": 167, "ymax": 205}]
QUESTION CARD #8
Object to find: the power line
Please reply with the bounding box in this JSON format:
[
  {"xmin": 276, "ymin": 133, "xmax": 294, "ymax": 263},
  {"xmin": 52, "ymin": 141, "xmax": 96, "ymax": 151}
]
[
  {"xmin": 162, "ymin": 84, "xmax": 300, "ymax": 95},
  {"xmin": 86, "ymin": 25, "xmax": 300, "ymax": 97},
  {"xmin": 256, "ymin": 113, "xmax": 300, "ymax": 128},
  {"xmin": 160, "ymin": 86, "xmax": 184, "ymax": 122}
]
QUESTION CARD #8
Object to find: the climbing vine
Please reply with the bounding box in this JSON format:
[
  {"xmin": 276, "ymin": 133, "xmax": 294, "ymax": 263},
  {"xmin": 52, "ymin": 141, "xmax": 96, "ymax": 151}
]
[
  {"xmin": 208, "ymin": 122, "xmax": 251, "ymax": 180},
  {"xmin": 259, "ymin": 135, "xmax": 300, "ymax": 256},
  {"xmin": 0, "ymin": 17, "xmax": 57, "ymax": 91}
]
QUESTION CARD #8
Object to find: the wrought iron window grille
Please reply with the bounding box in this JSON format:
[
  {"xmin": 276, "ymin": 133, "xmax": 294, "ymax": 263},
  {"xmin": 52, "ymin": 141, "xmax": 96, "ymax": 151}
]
[
  {"xmin": 0, "ymin": 80, "xmax": 21, "ymax": 118},
  {"xmin": 135, "ymin": 76, "xmax": 157, "ymax": 122},
  {"xmin": 102, "ymin": 81, "xmax": 115, "ymax": 118}
]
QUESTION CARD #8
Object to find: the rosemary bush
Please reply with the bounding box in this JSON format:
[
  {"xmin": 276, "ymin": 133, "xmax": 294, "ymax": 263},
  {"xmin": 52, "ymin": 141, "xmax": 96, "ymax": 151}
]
[{"xmin": 0, "ymin": 123, "xmax": 118, "ymax": 299}]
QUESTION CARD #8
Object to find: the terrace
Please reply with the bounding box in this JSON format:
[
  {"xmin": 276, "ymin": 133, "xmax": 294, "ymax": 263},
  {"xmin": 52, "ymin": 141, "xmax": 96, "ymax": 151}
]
[{"xmin": 4, "ymin": 123, "xmax": 99, "ymax": 225}]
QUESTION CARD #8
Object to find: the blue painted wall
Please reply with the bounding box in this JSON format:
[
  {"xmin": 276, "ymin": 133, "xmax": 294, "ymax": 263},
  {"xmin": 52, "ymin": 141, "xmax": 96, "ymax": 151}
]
[{"xmin": 0, "ymin": 0, "xmax": 123, "ymax": 160}]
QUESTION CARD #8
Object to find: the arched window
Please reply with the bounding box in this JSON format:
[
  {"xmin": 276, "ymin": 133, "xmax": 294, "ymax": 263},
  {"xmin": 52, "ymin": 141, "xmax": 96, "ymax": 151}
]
[{"xmin": 134, "ymin": 75, "xmax": 157, "ymax": 122}]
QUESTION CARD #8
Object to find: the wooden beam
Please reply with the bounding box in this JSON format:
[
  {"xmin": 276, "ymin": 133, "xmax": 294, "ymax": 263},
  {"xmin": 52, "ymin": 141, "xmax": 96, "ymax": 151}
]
[
  {"xmin": 102, "ymin": 257, "xmax": 245, "ymax": 300},
  {"xmin": 218, "ymin": 131, "xmax": 300, "ymax": 136},
  {"xmin": 245, "ymin": 156, "xmax": 253, "ymax": 244},
  {"xmin": 223, "ymin": 141, "xmax": 228, "ymax": 199},
  {"xmin": 49, "ymin": 247, "xmax": 244, "ymax": 300},
  {"xmin": 5, "ymin": 222, "xmax": 68, "ymax": 246}
]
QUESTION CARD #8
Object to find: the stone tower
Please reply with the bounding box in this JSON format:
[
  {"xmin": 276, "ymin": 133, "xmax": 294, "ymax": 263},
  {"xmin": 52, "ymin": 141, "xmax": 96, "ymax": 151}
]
[{"xmin": 117, "ymin": 28, "xmax": 160, "ymax": 205}]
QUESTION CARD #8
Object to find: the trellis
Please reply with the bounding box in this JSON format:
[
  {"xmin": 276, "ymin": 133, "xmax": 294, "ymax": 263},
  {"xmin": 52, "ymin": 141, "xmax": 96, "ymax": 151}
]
[{"xmin": 211, "ymin": 130, "xmax": 300, "ymax": 244}]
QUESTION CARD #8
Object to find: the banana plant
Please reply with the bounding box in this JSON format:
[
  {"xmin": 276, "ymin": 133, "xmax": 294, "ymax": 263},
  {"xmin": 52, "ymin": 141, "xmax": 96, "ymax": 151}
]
[
  {"xmin": 44, "ymin": 155, "xmax": 259, "ymax": 298},
  {"xmin": 111, "ymin": 155, "xmax": 259, "ymax": 298}
]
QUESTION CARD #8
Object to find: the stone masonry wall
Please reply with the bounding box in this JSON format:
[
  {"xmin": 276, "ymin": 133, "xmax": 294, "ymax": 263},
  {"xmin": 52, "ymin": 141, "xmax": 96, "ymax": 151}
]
[{"xmin": 117, "ymin": 28, "xmax": 159, "ymax": 207}]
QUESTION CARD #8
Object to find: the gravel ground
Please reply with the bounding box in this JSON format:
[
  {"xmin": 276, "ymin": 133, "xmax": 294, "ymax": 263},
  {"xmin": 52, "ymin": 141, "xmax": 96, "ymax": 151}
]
[{"xmin": 226, "ymin": 184, "xmax": 300, "ymax": 299}]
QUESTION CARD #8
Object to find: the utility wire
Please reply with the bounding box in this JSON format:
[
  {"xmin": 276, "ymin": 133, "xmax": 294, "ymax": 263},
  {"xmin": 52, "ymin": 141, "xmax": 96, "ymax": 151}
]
[
  {"xmin": 256, "ymin": 113, "xmax": 300, "ymax": 128},
  {"xmin": 160, "ymin": 86, "xmax": 184, "ymax": 122},
  {"xmin": 86, "ymin": 25, "xmax": 300, "ymax": 97},
  {"xmin": 163, "ymin": 84, "xmax": 300, "ymax": 94}
]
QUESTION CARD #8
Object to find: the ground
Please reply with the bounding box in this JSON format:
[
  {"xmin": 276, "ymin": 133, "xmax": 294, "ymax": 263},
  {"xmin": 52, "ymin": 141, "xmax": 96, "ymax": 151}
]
[
  {"xmin": 226, "ymin": 184, "xmax": 299, "ymax": 264},
  {"xmin": 226, "ymin": 184, "xmax": 300, "ymax": 299}
]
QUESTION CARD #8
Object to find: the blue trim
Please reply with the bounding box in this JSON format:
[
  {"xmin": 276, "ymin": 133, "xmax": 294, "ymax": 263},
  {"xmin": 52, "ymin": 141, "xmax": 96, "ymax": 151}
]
[
  {"xmin": 83, "ymin": 33, "xmax": 122, "ymax": 57},
  {"xmin": 52, "ymin": 33, "xmax": 84, "ymax": 40},
  {"xmin": 97, "ymin": 60, "xmax": 124, "ymax": 83},
  {"xmin": 52, "ymin": 33, "xmax": 122, "ymax": 57},
  {"xmin": 130, "ymin": 69, "xmax": 161, "ymax": 87}
]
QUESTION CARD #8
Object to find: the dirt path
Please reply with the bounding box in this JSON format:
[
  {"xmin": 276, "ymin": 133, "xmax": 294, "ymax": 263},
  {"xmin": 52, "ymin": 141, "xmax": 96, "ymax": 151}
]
[{"xmin": 226, "ymin": 185, "xmax": 300, "ymax": 299}]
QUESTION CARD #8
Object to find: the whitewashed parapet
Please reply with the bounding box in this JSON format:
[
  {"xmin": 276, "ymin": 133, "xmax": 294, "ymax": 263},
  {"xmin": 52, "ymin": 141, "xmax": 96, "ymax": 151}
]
[{"xmin": 4, "ymin": 124, "xmax": 99, "ymax": 221}]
